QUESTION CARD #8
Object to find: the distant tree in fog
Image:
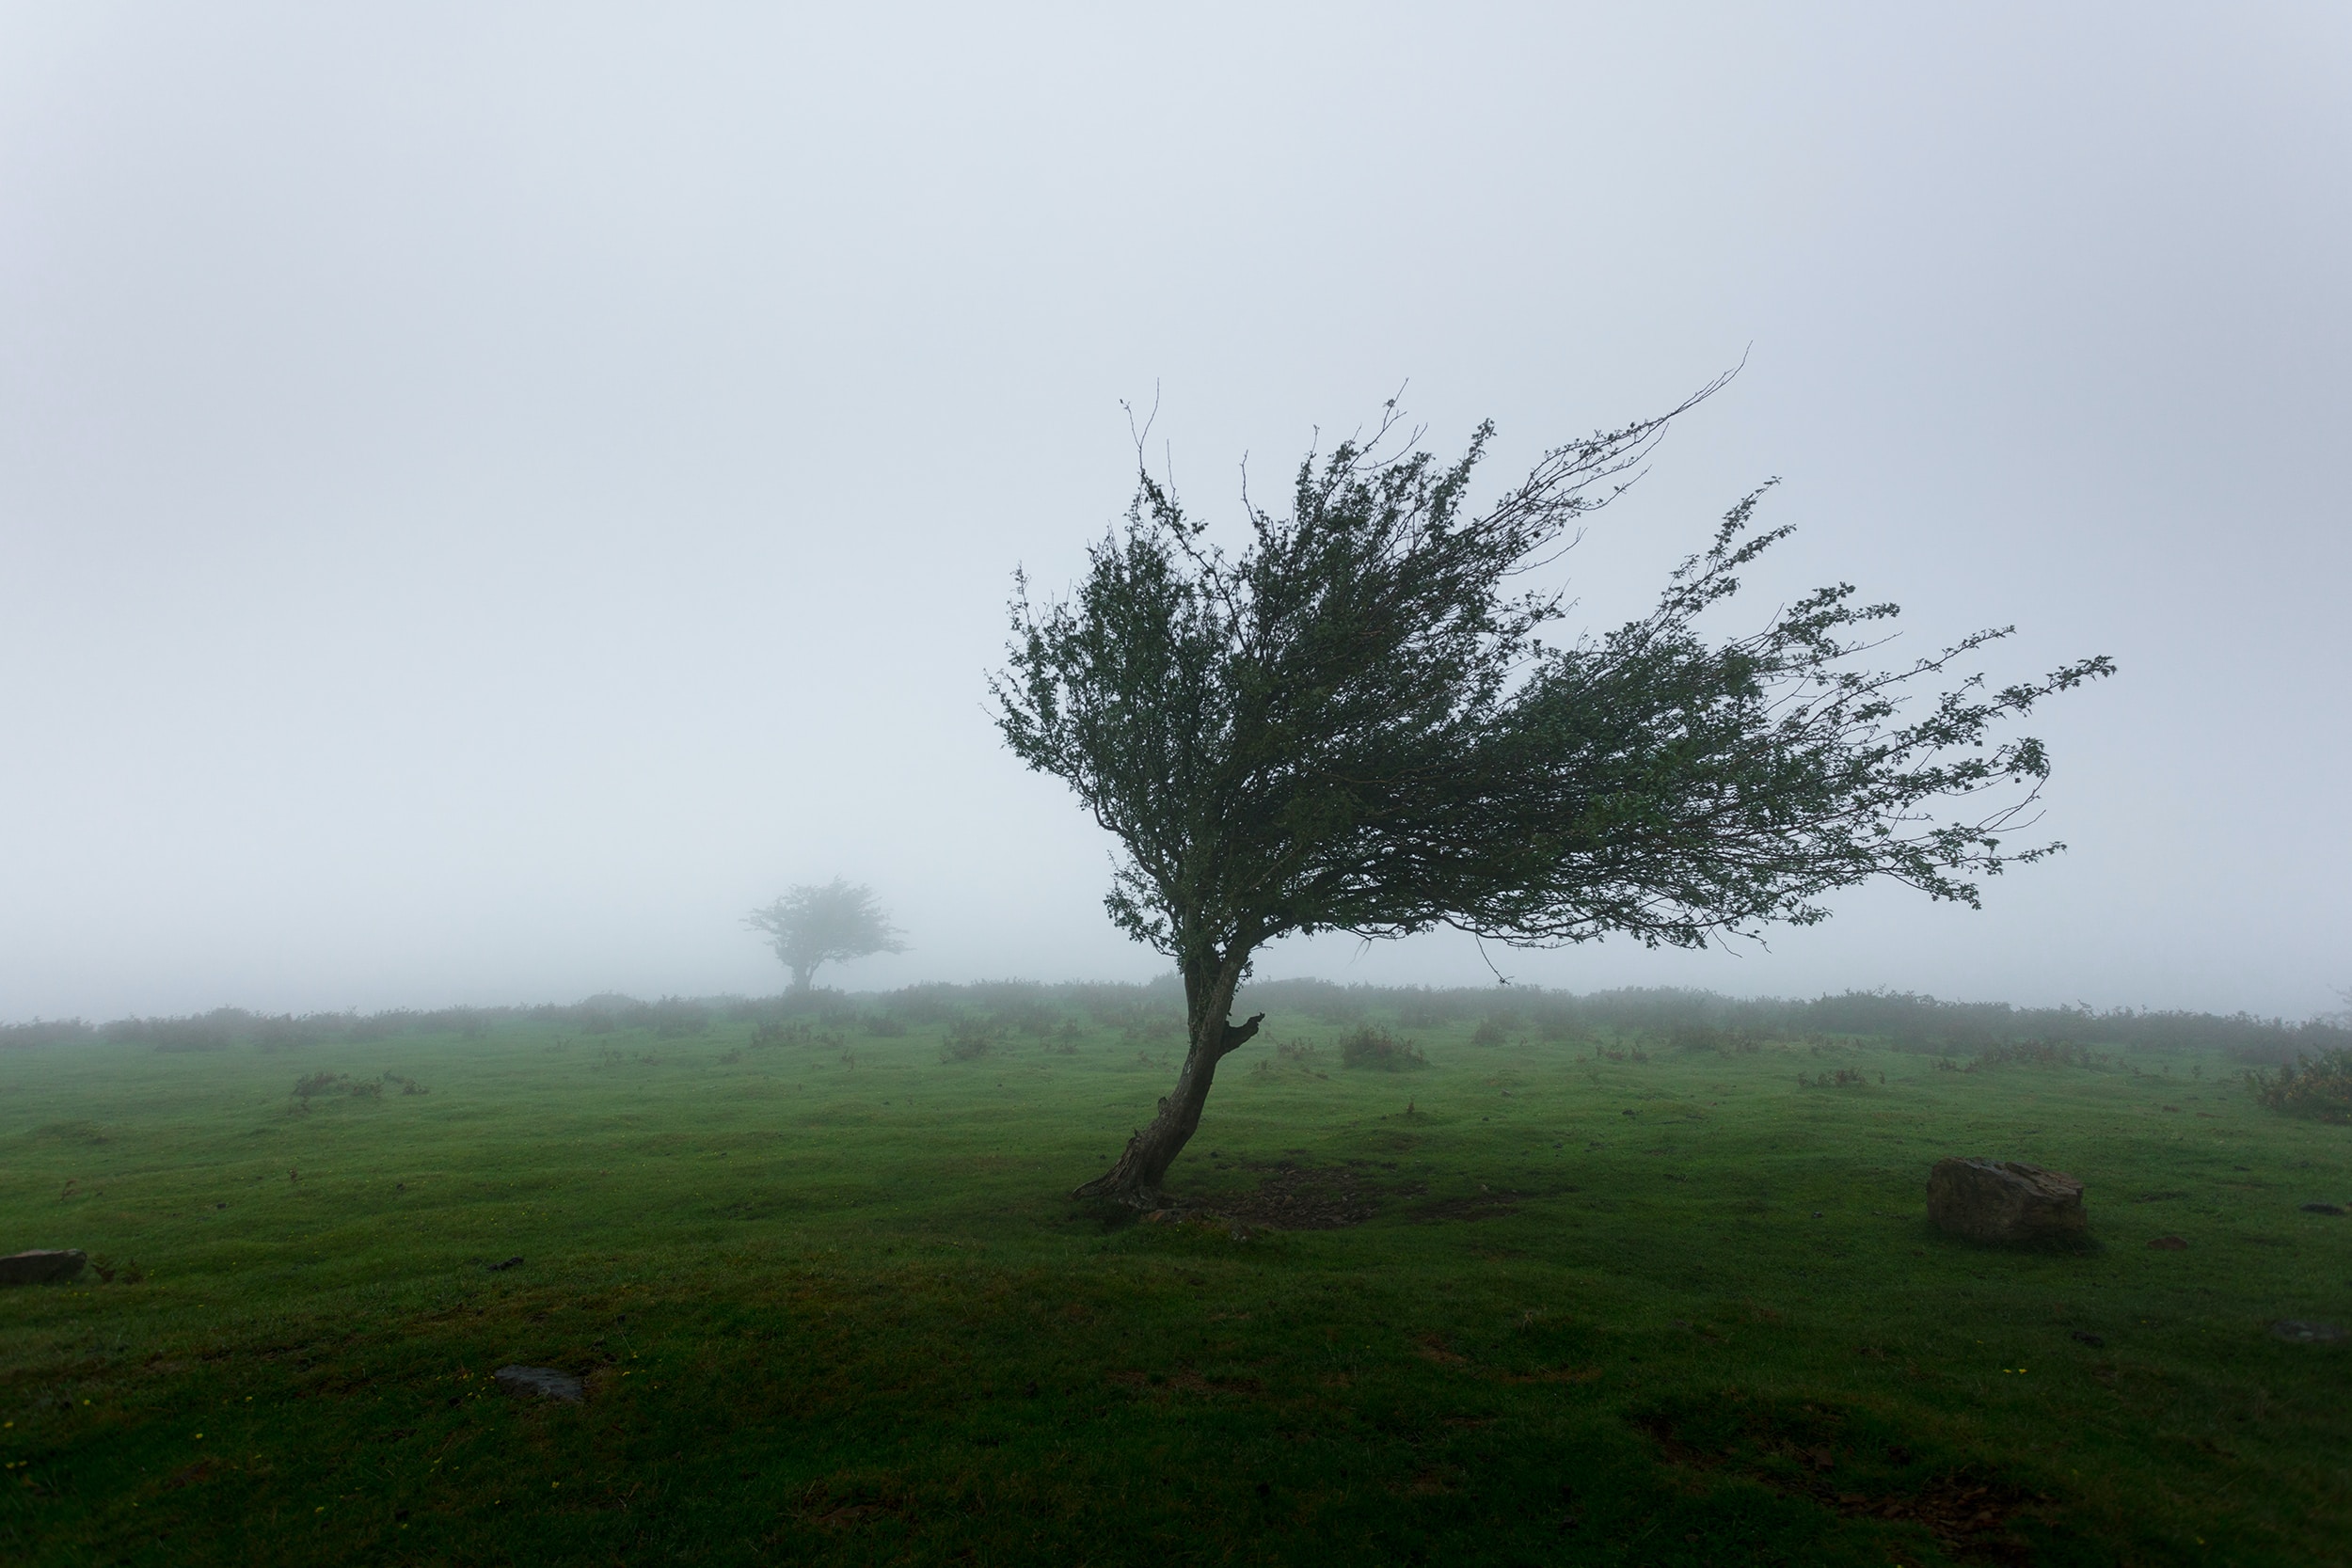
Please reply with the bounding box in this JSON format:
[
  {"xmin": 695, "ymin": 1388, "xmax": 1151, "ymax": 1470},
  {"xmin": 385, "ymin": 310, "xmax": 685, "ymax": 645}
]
[
  {"xmin": 994, "ymin": 384, "xmax": 2112, "ymax": 1206},
  {"xmin": 744, "ymin": 880, "xmax": 905, "ymax": 992}
]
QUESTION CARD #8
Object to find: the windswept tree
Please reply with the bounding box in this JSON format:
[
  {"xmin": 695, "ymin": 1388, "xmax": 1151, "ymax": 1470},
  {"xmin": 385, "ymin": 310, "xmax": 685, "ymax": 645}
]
[
  {"xmin": 993, "ymin": 388, "xmax": 2111, "ymax": 1205},
  {"xmin": 744, "ymin": 879, "xmax": 906, "ymax": 992}
]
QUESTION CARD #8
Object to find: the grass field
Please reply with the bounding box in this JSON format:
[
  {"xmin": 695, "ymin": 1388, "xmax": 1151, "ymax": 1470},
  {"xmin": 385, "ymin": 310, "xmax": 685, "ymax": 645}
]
[{"xmin": 2, "ymin": 994, "xmax": 2346, "ymax": 1566}]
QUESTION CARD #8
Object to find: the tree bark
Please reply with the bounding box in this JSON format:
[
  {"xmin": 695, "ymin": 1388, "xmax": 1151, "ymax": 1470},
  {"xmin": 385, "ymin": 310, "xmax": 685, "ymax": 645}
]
[{"xmin": 1073, "ymin": 952, "xmax": 1263, "ymax": 1206}]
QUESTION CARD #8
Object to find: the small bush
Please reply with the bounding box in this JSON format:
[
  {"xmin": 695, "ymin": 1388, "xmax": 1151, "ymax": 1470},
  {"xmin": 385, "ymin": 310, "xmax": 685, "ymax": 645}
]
[
  {"xmin": 1967, "ymin": 1038, "xmax": 2110, "ymax": 1071},
  {"xmin": 941, "ymin": 1016, "xmax": 1000, "ymax": 1062},
  {"xmin": 864, "ymin": 1013, "xmax": 909, "ymax": 1037},
  {"xmin": 1276, "ymin": 1039, "xmax": 1319, "ymax": 1064},
  {"xmin": 1, "ymin": 1018, "xmax": 94, "ymax": 1050},
  {"xmin": 1340, "ymin": 1026, "xmax": 1425, "ymax": 1071},
  {"xmin": 2249, "ymin": 1051, "xmax": 2352, "ymax": 1124},
  {"xmin": 292, "ymin": 1072, "xmax": 384, "ymax": 1105},
  {"xmin": 1470, "ymin": 1016, "xmax": 1516, "ymax": 1046},
  {"xmin": 1797, "ymin": 1068, "xmax": 1875, "ymax": 1088}
]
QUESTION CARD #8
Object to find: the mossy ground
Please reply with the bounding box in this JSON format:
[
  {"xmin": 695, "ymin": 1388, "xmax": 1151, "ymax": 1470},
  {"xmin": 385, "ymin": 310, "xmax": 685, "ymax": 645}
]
[{"xmin": 2, "ymin": 1010, "xmax": 2345, "ymax": 1565}]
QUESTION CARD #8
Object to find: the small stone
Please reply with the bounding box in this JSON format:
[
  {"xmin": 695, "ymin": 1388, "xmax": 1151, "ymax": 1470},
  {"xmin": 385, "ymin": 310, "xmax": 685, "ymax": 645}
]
[
  {"xmin": 2269, "ymin": 1321, "xmax": 2345, "ymax": 1344},
  {"xmin": 1926, "ymin": 1158, "xmax": 2086, "ymax": 1244},
  {"xmin": 0, "ymin": 1249, "xmax": 87, "ymax": 1286},
  {"xmin": 2071, "ymin": 1329, "xmax": 2106, "ymax": 1347},
  {"xmin": 493, "ymin": 1366, "xmax": 584, "ymax": 1402},
  {"xmin": 485, "ymin": 1256, "xmax": 522, "ymax": 1272},
  {"xmin": 2299, "ymin": 1203, "xmax": 2345, "ymax": 1216},
  {"xmin": 2147, "ymin": 1235, "xmax": 2187, "ymax": 1251}
]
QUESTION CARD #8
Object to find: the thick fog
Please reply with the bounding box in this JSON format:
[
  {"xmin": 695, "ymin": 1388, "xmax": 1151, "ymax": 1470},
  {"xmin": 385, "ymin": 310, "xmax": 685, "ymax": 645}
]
[{"xmin": 2, "ymin": 5, "xmax": 2346, "ymax": 1022}]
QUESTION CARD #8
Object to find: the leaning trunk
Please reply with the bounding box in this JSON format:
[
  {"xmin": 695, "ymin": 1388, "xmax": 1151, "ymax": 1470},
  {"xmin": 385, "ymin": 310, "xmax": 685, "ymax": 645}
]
[{"xmin": 1073, "ymin": 953, "xmax": 1263, "ymax": 1206}]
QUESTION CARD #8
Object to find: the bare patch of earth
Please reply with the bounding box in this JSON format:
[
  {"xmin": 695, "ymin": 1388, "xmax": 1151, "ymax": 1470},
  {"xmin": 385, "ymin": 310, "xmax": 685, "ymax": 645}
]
[
  {"xmin": 1199, "ymin": 1160, "xmax": 1426, "ymax": 1229},
  {"xmin": 1406, "ymin": 1189, "xmax": 1529, "ymax": 1223},
  {"xmin": 1633, "ymin": 1406, "xmax": 2045, "ymax": 1563},
  {"xmin": 1161, "ymin": 1160, "xmax": 1565, "ymax": 1230}
]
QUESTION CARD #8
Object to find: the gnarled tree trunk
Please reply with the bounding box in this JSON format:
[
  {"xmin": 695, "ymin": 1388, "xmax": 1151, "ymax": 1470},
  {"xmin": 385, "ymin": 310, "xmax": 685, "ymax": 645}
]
[{"xmin": 1073, "ymin": 952, "xmax": 1263, "ymax": 1206}]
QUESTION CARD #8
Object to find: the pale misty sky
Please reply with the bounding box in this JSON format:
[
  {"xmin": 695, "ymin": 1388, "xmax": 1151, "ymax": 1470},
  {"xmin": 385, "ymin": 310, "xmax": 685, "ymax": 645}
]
[{"xmin": 2, "ymin": 4, "xmax": 2346, "ymax": 1022}]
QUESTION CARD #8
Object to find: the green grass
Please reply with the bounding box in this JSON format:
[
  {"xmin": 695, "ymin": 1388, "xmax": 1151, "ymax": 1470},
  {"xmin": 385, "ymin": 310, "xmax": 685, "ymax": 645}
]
[{"xmin": 2, "ymin": 1010, "xmax": 2347, "ymax": 1565}]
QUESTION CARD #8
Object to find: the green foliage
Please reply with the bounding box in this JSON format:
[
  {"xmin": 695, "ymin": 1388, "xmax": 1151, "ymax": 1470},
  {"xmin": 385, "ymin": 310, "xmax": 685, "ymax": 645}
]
[
  {"xmin": 2249, "ymin": 1049, "xmax": 2352, "ymax": 1124},
  {"xmin": 993, "ymin": 392, "xmax": 2110, "ymax": 977},
  {"xmin": 291, "ymin": 1071, "xmax": 385, "ymax": 1104},
  {"xmin": 743, "ymin": 879, "xmax": 906, "ymax": 991},
  {"xmin": 938, "ymin": 1017, "xmax": 999, "ymax": 1062},
  {"xmin": 1967, "ymin": 1039, "xmax": 2112, "ymax": 1071},
  {"xmin": 24, "ymin": 981, "xmax": 2339, "ymax": 1067},
  {"xmin": 1338, "ymin": 1024, "xmax": 1425, "ymax": 1070}
]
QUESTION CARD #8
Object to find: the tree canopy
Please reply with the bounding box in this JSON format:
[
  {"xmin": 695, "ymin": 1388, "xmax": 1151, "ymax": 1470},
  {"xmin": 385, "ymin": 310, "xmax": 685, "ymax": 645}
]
[
  {"xmin": 744, "ymin": 879, "xmax": 906, "ymax": 992},
  {"xmin": 993, "ymin": 389, "xmax": 2110, "ymax": 1203}
]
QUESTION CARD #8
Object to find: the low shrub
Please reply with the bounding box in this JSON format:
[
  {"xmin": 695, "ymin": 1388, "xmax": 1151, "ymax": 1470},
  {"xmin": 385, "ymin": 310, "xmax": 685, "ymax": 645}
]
[
  {"xmin": 292, "ymin": 1072, "xmax": 384, "ymax": 1105},
  {"xmin": 1968, "ymin": 1038, "xmax": 2111, "ymax": 1071},
  {"xmin": 941, "ymin": 1016, "xmax": 1000, "ymax": 1062},
  {"xmin": 649, "ymin": 998, "xmax": 711, "ymax": 1038},
  {"xmin": 0, "ymin": 1019, "xmax": 94, "ymax": 1050},
  {"xmin": 2249, "ymin": 1050, "xmax": 2352, "ymax": 1124},
  {"xmin": 1339, "ymin": 1026, "xmax": 1425, "ymax": 1071}
]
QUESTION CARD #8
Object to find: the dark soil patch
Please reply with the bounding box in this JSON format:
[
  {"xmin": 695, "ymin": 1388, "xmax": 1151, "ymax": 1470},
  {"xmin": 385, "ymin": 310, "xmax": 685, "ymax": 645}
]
[
  {"xmin": 1406, "ymin": 1189, "xmax": 1527, "ymax": 1223},
  {"xmin": 1632, "ymin": 1401, "xmax": 2044, "ymax": 1563},
  {"xmin": 1208, "ymin": 1161, "xmax": 1423, "ymax": 1229}
]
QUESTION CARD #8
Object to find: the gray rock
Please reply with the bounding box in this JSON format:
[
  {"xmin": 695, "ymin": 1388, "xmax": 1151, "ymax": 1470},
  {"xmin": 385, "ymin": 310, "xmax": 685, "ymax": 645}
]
[
  {"xmin": 2270, "ymin": 1321, "xmax": 2344, "ymax": 1344},
  {"xmin": 494, "ymin": 1365, "xmax": 583, "ymax": 1402},
  {"xmin": 1927, "ymin": 1158, "xmax": 2086, "ymax": 1244},
  {"xmin": 0, "ymin": 1249, "xmax": 87, "ymax": 1286}
]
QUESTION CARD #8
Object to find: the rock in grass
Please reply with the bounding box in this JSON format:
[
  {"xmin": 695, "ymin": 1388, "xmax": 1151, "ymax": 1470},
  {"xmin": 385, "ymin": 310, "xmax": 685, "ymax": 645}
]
[
  {"xmin": 494, "ymin": 1365, "xmax": 583, "ymax": 1402},
  {"xmin": 2270, "ymin": 1321, "xmax": 2345, "ymax": 1344},
  {"xmin": 1927, "ymin": 1158, "xmax": 2086, "ymax": 1245},
  {"xmin": 2299, "ymin": 1203, "xmax": 2345, "ymax": 1216},
  {"xmin": 2147, "ymin": 1235, "xmax": 2187, "ymax": 1251},
  {"xmin": 0, "ymin": 1249, "xmax": 87, "ymax": 1286}
]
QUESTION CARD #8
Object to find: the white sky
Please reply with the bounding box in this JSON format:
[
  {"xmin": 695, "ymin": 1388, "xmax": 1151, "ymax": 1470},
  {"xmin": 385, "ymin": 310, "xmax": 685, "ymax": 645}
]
[{"xmin": 2, "ymin": 4, "xmax": 2346, "ymax": 1021}]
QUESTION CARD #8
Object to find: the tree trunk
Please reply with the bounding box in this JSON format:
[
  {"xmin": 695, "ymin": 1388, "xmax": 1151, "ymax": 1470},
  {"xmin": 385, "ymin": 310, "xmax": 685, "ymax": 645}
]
[{"xmin": 1073, "ymin": 952, "xmax": 1263, "ymax": 1206}]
